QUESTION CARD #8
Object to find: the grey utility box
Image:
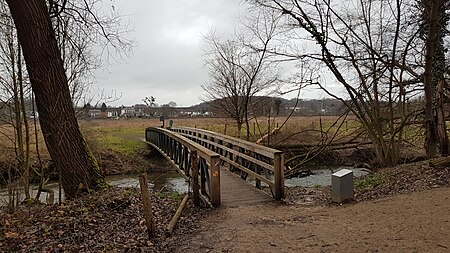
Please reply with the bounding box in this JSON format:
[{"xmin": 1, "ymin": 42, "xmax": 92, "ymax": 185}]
[{"xmin": 331, "ymin": 169, "xmax": 354, "ymax": 203}]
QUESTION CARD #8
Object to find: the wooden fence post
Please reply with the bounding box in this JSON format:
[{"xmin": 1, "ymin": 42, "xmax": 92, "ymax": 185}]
[
  {"xmin": 190, "ymin": 151, "xmax": 200, "ymax": 207},
  {"xmin": 210, "ymin": 155, "xmax": 221, "ymax": 207},
  {"xmin": 139, "ymin": 173, "xmax": 155, "ymax": 239},
  {"xmin": 273, "ymin": 153, "xmax": 285, "ymax": 200}
]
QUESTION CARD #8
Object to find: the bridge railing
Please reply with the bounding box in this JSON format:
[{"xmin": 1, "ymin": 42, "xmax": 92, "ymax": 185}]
[
  {"xmin": 145, "ymin": 127, "xmax": 221, "ymax": 207},
  {"xmin": 171, "ymin": 127, "xmax": 285, "ymax": 200}
]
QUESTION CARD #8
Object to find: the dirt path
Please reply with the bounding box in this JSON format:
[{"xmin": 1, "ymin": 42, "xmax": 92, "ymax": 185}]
[{"xmin": 175, "ymin": 187, "xmax": 450, "ymax": 253}]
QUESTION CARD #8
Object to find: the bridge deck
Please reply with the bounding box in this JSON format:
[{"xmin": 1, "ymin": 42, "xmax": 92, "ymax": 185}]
[{"xmin": 220, "ymin": 168, "xmax": 273, "ymax": 207}]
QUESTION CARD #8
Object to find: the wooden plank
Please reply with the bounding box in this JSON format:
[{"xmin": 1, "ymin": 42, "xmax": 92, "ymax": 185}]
[
  {"xmin": 220, "ymin": 169, "xmax": 272, "ymax": 207},
  {"xmin": 220, "ymin": 156, "xmax": 274, "ymax": 188}
]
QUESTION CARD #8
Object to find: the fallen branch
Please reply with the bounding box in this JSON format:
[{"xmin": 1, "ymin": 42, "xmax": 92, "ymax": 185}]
[
  {"xmin": 430, "ymin": 157, "xmax": 450, "ymax": 168},
  {"xmin": 256, "ymin": 127, "xmax": 279, "ymax": 144},
  {"xmin": 166, "ymin": 194, "xmax": 189, "ymax": 236}
]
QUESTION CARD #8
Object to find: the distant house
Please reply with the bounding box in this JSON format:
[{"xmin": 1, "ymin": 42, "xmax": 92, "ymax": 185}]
[
  {"xmin": 287, "ymin": 106, "xmax": 308, "ymax": 112},
  {"xmin": 88, "ymin": 109, "xmax": 101, "ymax": 118},
  {"xmin": 120, "ymin": 106, "xmax": 135, "ymax": 117},
  {"xmin": 119, "ymin": 105, "xmax": 150, "ymax": 118},
  {"xmin": 134, "ymin": 104, "xmax": 148, "ymax": 117},
  {"xmin": 106, "ymin": 108, "xmax": 121, "ymax": 118}
]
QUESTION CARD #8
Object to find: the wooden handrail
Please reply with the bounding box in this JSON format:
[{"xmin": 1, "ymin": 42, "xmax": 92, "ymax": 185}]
[
  {"xmin": 171, "ymin": 127, "xmax": 285, "ymax": 200},
  {"xmin": 145, "ymin": 127, "xmax": 221, "ymax": 206},
  {"xmin": 148, "ymin": 127, "xmax": 218, "ymax": 160},
  {"xmin": 172, "ymin": 127, "xmax": 282, "ymax": 158}
]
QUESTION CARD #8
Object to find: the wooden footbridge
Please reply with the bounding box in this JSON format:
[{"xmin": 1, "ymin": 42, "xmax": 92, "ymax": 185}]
[{"xmin": 145, "ymin": 127, "xmax": 285, "ymax": 207}]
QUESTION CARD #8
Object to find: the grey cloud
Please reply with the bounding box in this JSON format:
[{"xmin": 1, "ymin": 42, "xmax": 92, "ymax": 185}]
[{"xmin": 94, "ymin": 0, "xmax": 243, "ymax": 106}]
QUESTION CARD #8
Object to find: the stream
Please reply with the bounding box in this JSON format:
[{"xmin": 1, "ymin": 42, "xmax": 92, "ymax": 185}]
[
  {"xmin": 1, "ymin": 167, "xmax": 369, "ymax": 205},
  {"xmin": 0, "ymin": 171, "xmax": 188, "ymax": 206}
]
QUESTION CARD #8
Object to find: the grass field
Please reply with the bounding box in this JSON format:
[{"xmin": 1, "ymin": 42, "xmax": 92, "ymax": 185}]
[{"xmin": 0, "ymin": 115, "xmax": 426, "ymax": 178}]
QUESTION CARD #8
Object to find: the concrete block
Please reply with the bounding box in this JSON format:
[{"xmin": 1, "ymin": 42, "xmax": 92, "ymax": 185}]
[{"xmin": 332, "ymin": 169, "xmax": 354, "ymax": 203}]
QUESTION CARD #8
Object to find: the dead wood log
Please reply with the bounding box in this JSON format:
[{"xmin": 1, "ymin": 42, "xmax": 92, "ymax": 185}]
[
  {"xmin": 166, "ymin": 194, "xmax": 189, "ymax": 236},
  {"xmin": 256, "ymin": 127, "xmax": 279, "ymax": 144},
  {"xmin": 430, "ymin": 157, "xmax": 450, "ymax": 168}
]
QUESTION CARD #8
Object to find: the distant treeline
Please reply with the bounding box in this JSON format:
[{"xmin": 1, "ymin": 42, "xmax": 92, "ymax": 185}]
[{"xmin": 188, "ymin": 97, "xmax": 347, "ymax": 117}]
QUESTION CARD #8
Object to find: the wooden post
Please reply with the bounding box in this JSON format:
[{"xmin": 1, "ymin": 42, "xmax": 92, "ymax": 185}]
[
  {"xmin": 273, "ymin": 153, "xmax": 285, "ymax": 200},
  {"xmin": 139, "ymin": 173, "xmax": 155, "ymax": 239},
  {"xmin": 255, "ymin": 164, "xmax": 261, "ymax": 189},
  {"xmin": 210, "ymin": 155, "xmax": 221, "ymax": 207},
  {"xmin": 224, "ymin": 124, "xmax": 227, "ymax": 135},
  {"xmin": 190, "ymin": 151, "xmax": 200, "ymax": 206},
  {"xmin": 200, "ymin": 159, "xmax": 207, "ymax": 195}
]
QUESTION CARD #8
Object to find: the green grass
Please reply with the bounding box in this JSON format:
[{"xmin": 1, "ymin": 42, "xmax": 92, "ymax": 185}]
[
  {"xmin": 83, "ymin": 125, "xmax": 146, "ymax": 156},
  {"xmin": 155, "ymin": 192, "xmax": 184, "ymax": 200},
  {"xmin": 354, "ymin": 174, "xmax": 386, "ymax": 189},
  {"xmin": 96, "ymin": 135, "xmax": 144, "ymax": 155}
]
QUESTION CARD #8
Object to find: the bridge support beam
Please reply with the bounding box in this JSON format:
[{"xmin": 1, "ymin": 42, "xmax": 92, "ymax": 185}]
[
  {"xmin": 210, "ymin": 155, "xmax": 221, "ymax": 207},
  {"xmin": 274, "ymin": 153, "xmax": 285, "ymax": 200}
]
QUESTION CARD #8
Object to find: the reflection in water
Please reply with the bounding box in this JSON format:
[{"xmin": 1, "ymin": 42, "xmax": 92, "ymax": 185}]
[
  {"xmin": 106, "ymin": 172, "xmax": 188, "ymax": 193},
  {"xmin": 0, "ymin": 171, "xmax": 187, "ymax": 206}
]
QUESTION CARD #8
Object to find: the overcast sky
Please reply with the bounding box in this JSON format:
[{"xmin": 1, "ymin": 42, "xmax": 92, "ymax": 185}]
[{"xmin": 94, "ymin": 0, "xmax": 332, "ymax": 107}]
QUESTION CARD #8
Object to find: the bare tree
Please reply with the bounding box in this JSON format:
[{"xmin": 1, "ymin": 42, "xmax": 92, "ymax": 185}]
[
  {"xmin": 202, "ymin": 10, "xmax": 280, "ymax": 139},
  {"xmin": 0, "ymin": 6, "xmax": 31, "ymax": 200},
  {"xmin": 168, "ymin": 101, "xmax": 177, "ymax": 108},
  {"xmin": 50, "ymin": 0, "xmax": 133, "ymax": 106},
  {"xmin": 250, "ymin": 0, "xmax": 433, "ymax": 166},
  {"xmin": 5, "ymin": 0, "xmax": 107, "ymax": 198}
]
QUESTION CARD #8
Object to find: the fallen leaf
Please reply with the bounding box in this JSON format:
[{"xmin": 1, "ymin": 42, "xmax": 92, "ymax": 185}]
[{"xmin": 5, "ymin": 231, "xmax": 19, "ymax": 239}]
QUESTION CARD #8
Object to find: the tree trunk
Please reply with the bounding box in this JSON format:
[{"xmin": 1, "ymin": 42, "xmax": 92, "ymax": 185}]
[
  {"xmin": 6, "ymin": 0, "xmax": 106, "ymax": 198},
  {"xmin": 423, "ymin": 0, "xmax": 439, "ymax": 158},
  {"xmin": 236, "ymin": 121, "xmax": 242, "ymax": 138},
  {"xmin": 18, "ymin": 43, "xmax": 31, "ymax": 199},
  {"xmin": 245, "ymin": 112, "xmax": 250, "ymax": 141}
]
